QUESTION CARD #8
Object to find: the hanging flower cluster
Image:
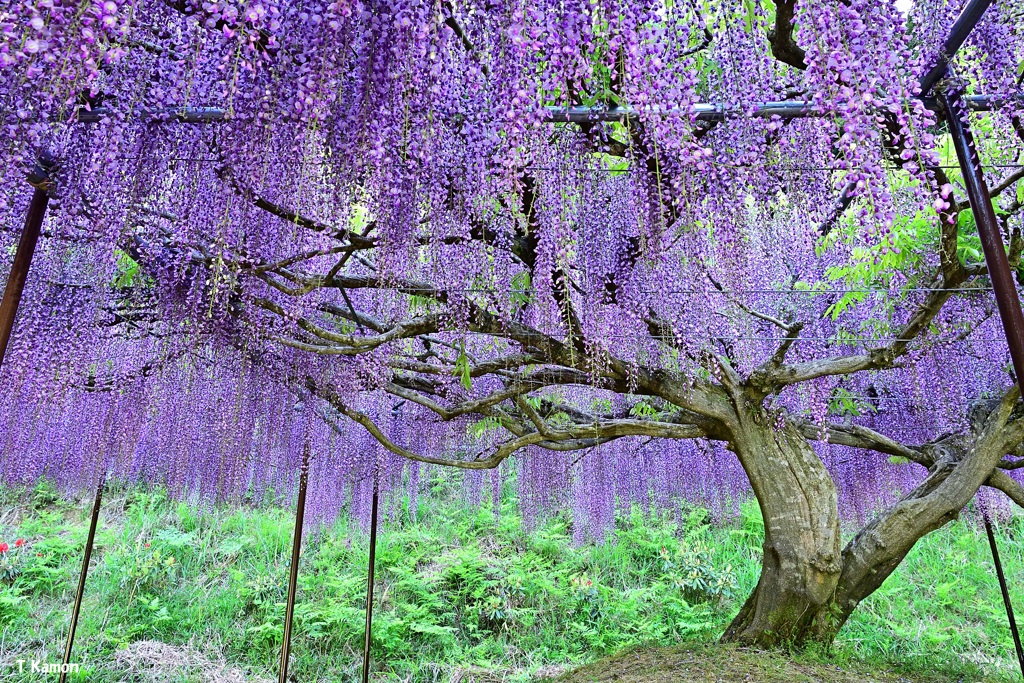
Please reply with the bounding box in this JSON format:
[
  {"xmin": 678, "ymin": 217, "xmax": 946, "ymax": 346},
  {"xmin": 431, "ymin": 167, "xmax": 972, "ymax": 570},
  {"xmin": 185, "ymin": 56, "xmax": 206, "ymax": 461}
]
[{"xmin": 0, "ymin": 0, "xmax": 1020, "ymax": 536}]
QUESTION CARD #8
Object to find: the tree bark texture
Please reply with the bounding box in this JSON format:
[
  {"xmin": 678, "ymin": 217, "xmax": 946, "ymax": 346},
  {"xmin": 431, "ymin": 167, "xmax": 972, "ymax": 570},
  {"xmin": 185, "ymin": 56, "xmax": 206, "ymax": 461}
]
[
  {"xmin": 721, "ymin": 389, "xmax": 1024, "ymax": 647},
  {"xmin": 810, "ymin": 390, "xmax": 1024, "ymax": 641},
  {"xmin": 721, "ymin": 402, "xmax": 843, "ymax": 647}
]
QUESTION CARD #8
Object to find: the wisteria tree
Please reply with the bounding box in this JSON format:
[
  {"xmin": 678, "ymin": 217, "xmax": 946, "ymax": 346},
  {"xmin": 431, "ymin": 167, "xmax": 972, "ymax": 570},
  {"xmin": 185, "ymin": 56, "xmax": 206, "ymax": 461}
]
[{"xmin": 2, "ymin": 0, "xmax": 1024, "ymax": 649}]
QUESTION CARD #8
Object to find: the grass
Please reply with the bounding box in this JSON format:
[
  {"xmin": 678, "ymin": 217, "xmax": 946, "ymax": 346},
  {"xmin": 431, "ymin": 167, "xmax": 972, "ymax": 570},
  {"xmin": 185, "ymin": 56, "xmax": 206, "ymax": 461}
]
[{"xmin": 0, "ymin": 471, "xmax": 1021, "ymax": 682}]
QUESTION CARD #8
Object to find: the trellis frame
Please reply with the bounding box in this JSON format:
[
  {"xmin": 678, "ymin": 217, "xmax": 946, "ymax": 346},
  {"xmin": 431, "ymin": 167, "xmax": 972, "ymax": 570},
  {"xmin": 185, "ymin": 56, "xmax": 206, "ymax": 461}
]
[{"xmin": 1, "ymin": 0, "xmax": 1022, "ymax": 678}]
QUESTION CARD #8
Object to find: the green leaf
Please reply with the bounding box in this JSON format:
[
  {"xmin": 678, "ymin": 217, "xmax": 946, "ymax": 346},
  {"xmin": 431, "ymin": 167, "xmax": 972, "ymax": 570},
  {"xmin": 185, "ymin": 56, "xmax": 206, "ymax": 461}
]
[
  {"xmin": 629, "ymin": 401, "xmax": 659, "ymax": 418},
  {"xmin": 454, "ymin": 342, "xmax": 472, "ymax": 391},
  {"xmin": 742, "ymin": 0, "xmax": 757, "ymax": 32},
  {"xmin": 112, "ymin": 249, "xmax": 142, "ymax": 288},
  {"xmin": 216, "ymin": 538, "xmax": 247, "ymax": 555},
  {"xmin": 153, "ymin": 528, "xmax": 196, "ymax": 550},
  {"xmin": 510, "ymin": 270, "xmax": 533, "ymax": 309},
  {"xmin": 957, "ymin": 208, "xmax": 976, "ymax": 231}
]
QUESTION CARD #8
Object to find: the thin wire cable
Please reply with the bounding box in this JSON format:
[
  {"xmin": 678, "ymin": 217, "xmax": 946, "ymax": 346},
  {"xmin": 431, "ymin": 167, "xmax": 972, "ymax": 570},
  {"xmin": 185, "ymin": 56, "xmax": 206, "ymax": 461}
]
[
  {"xmin": 20, "ymin": 277, "xmax": 1004, "ymax": 295},
  {"xmin": 261, "ymin": 285, "xmax": 998, "ymax": 294},
  {"xmin": 101, "ymin": 156, "xmax": 1024, "ymax": 172}
]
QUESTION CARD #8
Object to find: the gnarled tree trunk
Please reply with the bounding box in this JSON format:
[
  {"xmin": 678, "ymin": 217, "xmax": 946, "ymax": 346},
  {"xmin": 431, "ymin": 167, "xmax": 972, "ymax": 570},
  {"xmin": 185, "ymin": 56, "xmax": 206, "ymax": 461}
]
[
  {"xmin": 719, "ymin": 390, "xmax": 1024, "ymax": 648},
  {"xmin": 808, "ymin": 392, "xmax": 1024, "ymax": 643},
  {"xmin": 720, "ymin": 402, "xmax": 843, "ymax": 647}
]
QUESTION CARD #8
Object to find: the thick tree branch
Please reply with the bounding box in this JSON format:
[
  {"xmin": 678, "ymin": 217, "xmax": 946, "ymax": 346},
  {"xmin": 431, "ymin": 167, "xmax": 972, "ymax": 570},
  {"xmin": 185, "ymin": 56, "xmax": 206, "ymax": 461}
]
[
  {"xmin": 764, "ymin": 269, "xmax": 969, "ymax": 390},
  {"xmin": 991, "ymin": 167, "xmax": 1024, "ymax": 199},
  {"xmin": 767, "ymin": 0, "xmax": 807, "ymax": 70}
]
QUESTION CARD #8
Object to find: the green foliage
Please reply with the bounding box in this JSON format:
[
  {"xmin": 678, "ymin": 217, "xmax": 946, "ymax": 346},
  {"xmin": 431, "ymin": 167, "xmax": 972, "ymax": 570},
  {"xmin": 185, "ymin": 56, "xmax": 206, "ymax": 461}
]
[
  {"xmin": 659, "ymin": 535, "xmax": 738, "ymax": 604},
  {"xmin": 741, "ymin": 0, "xmax": 757, "ymax": 32},
  {"xmin": 823, "ymin": 212, "xmax": 932, "ymax": 322},
  {"xmin": 828, "ymin": 387, "xmax": 877, "ymax": 417},
  {"xmin": 0, "ymin": 478, "xmax": 1019, "ymax": 682},
  {"xmin": 0, "ymin": 585, "xmax": 28, "ymax": 626},
  {"xmin": 629, "ymin": 400, "xmax": 660, "ymax": 418},
  {"xmin": 510, "ymin": 270, "xmax": 534, "ymax": 310},
  {"xmin": 467, "ymin": 415, "xmax": 507, "ymax": 439},
  {"xmin": 822, "ymin": 124, "xmax": 1024, "ymax": 328},
  {"xmin": 111, "ymin": 249, "xmax": 148, "ymax": 289},
  {"xmin": 31, "ymin": 479, "xmax": 61, "ymax": 509},
  {"xmin": 234, "ymin": 571, "xmax": 285, "ymax": 616},
  {"xmin": 454, "ymin": 341, "xmax": 473, "ymax": 391},
  {"xmin": 110, "ymin": 541, "xmax": 181, "ymax": 603}
]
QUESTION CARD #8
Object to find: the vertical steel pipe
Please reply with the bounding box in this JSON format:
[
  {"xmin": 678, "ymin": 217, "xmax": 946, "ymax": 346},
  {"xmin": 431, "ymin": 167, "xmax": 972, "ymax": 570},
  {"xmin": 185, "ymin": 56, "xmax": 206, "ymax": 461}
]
[
  {"xmin": 361, "ymin": 471, "xmax": 380, "ymax": 683},
  {"xmin": 942, "ymin": 82, "xmax": 1024, "ymax": 683},
  {"xmin": 279, "ymin": 444, "xmax": 311, "ymax": 683},
  {"xmin": 0, "ymin": 154, "xmax": 55, "ymax": 372},
  {"xmin": 940, "ymin": 85, "xmax": 1024, "ymax": 384},
  {"xmin": 59, "ymin": 476, "xmax": 105, "ymax": 683},
  {"xmin": 982, "ymin": 513, "xmax": 1024, "ymax": 679}
]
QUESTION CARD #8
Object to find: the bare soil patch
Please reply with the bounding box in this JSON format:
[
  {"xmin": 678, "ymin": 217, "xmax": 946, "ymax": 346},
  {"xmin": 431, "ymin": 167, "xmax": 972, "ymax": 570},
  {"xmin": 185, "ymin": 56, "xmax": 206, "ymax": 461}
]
[
  {"xmin": 110, "ymin": 640, "xmax": 273, "ymax": 683},
  {"xmin": 538, "ymin": 643, "xmax": 979, "ymax": 683}
]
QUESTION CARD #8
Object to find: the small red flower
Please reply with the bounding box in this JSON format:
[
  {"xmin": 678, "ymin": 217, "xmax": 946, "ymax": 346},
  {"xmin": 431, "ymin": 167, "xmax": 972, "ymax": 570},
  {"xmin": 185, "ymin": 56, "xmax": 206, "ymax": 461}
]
[
  {"xmin": 37, "ymin": 553, "xmax": 43, "ymax": 557},
  {"xmin": 14, "ymin": 539, "xmax": 24, "ymax": 548},
  {"xmin": 144, "ymin": 542, "xmax": 151, "ymax": 548},
  {"xmin": 0, "ymin": 543, "xmax": 8, "ymax": 553}
]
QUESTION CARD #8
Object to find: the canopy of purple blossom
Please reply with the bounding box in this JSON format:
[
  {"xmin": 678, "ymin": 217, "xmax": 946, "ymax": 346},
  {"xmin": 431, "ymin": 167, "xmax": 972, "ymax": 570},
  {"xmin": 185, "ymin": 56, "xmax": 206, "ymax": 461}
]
[{"xmin": 0, "ymin": 0, "xmax": 1022, "ymax": 535}]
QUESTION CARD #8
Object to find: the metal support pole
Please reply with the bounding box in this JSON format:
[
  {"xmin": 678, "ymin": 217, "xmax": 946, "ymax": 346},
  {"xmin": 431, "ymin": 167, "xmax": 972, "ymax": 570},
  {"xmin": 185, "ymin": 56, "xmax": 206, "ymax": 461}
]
[
  {"xmin": 0, "ymin": 153, "xmax": 55, "ymax": 372},
  {"xmin": 59, "ymin": 476, "xmax": 105, "ymax": 683},
  {"xmin": 941, "ymin": 83, "xmax": 1024, "ymax": 683},
  {"xmin": 940, "ymin": 86, "xmax": 1024, "ymax": 381},
  {"xmin": 918, "ymin": 0, "xmax": 993, "ymax": 96},
  {"xmin": 982, "ymin": 513, "xmax": 1024, "ymax": 679},
  {"xmin": 278, "ymin": 444, "xmax": 311, "ymax": 683},
  {"xmin": 361, "ymin": 470, "xmax": 380, "ymax": 683}
]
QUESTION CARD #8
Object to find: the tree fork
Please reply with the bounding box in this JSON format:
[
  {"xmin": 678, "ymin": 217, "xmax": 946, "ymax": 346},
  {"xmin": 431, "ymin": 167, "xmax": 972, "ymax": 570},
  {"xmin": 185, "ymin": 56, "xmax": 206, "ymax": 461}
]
[{"xmin": 806, "ymin": 389, "xmax": 1024, "ymax": 646}]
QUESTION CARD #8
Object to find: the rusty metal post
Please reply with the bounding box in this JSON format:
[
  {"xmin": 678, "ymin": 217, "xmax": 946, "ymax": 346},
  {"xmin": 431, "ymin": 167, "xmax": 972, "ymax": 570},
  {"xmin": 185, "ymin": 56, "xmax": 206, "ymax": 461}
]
[
  {"xmin": 941, "ymin": 82, "xmax": 1024, "ymax": 683},
  {"xmin": 278, "ymin": 444, "xmax": 311, "ymax": 683},
  {"xmin": 918, "ymin": 0, "xmax": 993, "ymax": 96},
  {"xmin": 940, "ymin": 85, "xmax": 1024, "ymax": 382},
  {"xmin": 361, "ymin": 468, "xmax": 380, "ymax": 683},
  {"xmin": 0, "ymin": 153, "xmax": 55, "ymax": 372},
  {"xmin": 59, "ymin": 476, "xmax": 105, "ymax": 683},
  {"xmin": 982, "ymin": 513, "xmax": 1024, "ymax": 679}
]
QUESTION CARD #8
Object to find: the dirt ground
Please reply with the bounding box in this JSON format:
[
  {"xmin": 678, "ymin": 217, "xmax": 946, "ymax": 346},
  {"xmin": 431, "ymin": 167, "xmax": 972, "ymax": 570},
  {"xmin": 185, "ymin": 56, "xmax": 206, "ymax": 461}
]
[{"xmin": 538, "ymin": 643, "xmax": 982, "ymax": 683}]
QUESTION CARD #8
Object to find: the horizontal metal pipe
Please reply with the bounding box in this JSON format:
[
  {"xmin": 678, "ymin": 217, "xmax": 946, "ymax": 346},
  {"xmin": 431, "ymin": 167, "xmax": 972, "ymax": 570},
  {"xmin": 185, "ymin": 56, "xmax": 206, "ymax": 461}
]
[
  {"xmin": 74, "ymin": 106, "xmax": 228, "ymax": 124},
  {"xmin": 547, "ymin": 95, "xmax": 1011, "ymax": 122},
  {"xmin": 70, "ymin": 94, "xmax": 1015, "ymax": 126}
]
